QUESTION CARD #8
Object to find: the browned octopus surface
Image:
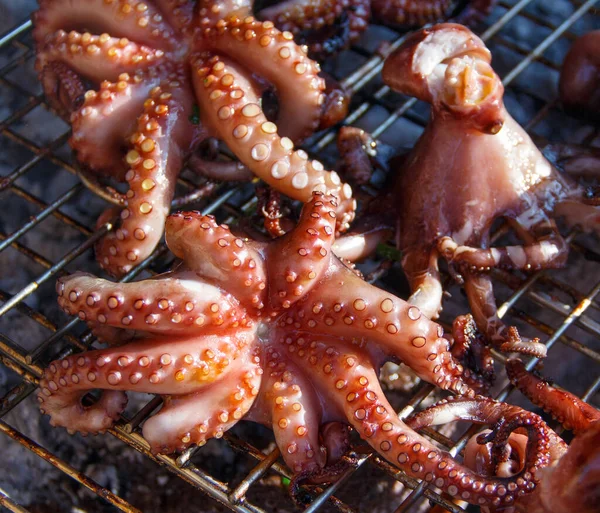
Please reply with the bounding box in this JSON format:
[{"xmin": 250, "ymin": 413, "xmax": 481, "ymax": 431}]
[
  {"xmin": 34, "ymin": 0, "xmax": 356, "ymax": 278},
  {"xmin": 261, "ymin": 0, "xmax": 497, "ymax": 59},
  {"xmin": 36, "ymin": 192, "xmax": 559, "ymax": 507},
  {"xmin": 381, "ymin": 24, "xmax": 599, "ymax": 359}
]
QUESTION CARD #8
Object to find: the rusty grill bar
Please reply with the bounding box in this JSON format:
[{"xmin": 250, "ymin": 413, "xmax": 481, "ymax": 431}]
[{"xmin": 0, "ymin": 1, "xmax": 599, "ymax": 512}]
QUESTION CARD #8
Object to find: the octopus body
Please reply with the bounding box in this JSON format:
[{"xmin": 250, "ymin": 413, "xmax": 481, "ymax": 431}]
[
  {"xmin": 445, "ymin": 359, "xmax": 600, "ymax": 513},
  {"xmin": 382, "ymin": 24, "xmax": 599, "ymax": 355},
  {"xmin": 33, "ymin": 0, "xmax": 356, "ymax": 277},
  {"xmin": 559, "ymin": 30, "xmax": 600, "ymax": 122},
  {"xmin": 38, "ymin": 193, "xmax": 549, "ymax": 506}
]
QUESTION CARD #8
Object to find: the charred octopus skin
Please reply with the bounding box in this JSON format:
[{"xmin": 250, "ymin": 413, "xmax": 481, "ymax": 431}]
[
  {"xmin": 33, "ymin": 0, "xmax": 356, "ymax": 278},
  {"xmin": 39, "ymin": 192, "xmax": 545, "ymax": 506},
  {"xmin": 382, "ymin": 24, "xmax": 600, "ymax": 356},
  {"xmin": 455, "ymin": 360, "xmax": 600, "ymax": 513}
]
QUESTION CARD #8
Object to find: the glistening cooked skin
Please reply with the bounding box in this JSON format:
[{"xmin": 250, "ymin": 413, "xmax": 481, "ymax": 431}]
[
  {"xmin": 382, "ymin": 23, "xmax": 599, "ymax": 356},
  {"xmin": 38, "ymin": 193, "xmax": 548, "ymax": 507},
  {"xmin": 33, "ymin": 0, "xmax": 355, "ymax": 277}
]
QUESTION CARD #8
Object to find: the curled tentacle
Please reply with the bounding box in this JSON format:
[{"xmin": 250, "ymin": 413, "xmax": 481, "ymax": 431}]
[
  {"xmin": 56, "ymin": 271, "xmax": 251, "ymax": 333},
  {"xmin": 383, "ymin": 23, "xmax": 504, "ymax": 134},
  {"xmin": 142, "ymin": 347, "xmax": 262, "ymax": 454},
  {"xmin": 292, "ymin": 340, "xmax": 546, "ymax": 507},
  {"xmin": 506, "ymin": 359, "xmax": 600, "ymax": 435},
  {"xmin": 39, "ymin": 61, "xmax": 85, "ymax": 121},
  {"xmin": 37, "ymin": 332, "xmax": 250, "ymax": 434},
  {"xmin": 192, "ymin": 51, "xmax": 355, "ymax": 231},
  {"xmin": 165, "ymin": 211, "xmax": 267, "ymax": 315}
]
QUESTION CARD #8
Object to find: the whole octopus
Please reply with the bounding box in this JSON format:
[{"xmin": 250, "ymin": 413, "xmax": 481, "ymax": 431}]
[
  {"xmin": 38, "ymin": 192, "xmax": 555, "ymax": 507},
  {"xmin": 381, "ymin": 24, "xmax": 599, "ymax": 357},
  {"xmin": 34, "ymin": 0, "xmax": 356, "ymax": 278}
]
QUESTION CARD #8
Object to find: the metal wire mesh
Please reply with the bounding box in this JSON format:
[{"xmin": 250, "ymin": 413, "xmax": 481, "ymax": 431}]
[{"xmin": 0, "ymin": 1, "xmax": 599, "ymax": 512}]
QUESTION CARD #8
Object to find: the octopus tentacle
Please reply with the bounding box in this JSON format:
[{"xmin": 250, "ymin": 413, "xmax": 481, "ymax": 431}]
[
  {"xmin": 267, "ymin": 192, "xmax": 337, "ymax": 310},
  {"xmin": 37, "ymin": 333, "xmax": 248, "ymax": 434},
  {"xmin": 70, "ymin": 70, "xmax": 163, "ymax": 179},
  {"xmin": 165, "ymin": 211, "xmax": 267, "ymax": 314},
  {"xmin": 294, "ymin": 265, "xmax": 468, "ymax": 393},
  {"xmin": 506, "ymin": 359, "xmax": 600, "ymax": 435},
  {"xmin": 188, "ymin": 152, "xmax": 254, "ymax": 181},
  {"xmin": 259, "ymin": 0, "xmax": 370, "ymax": 57},
  {"xmin": 199, "ymin": 16, "xmax": 325, "ymax": 142},
  {"xmin": 402, "ymin": 247, "xmax": 444, "ymax": 320},
  {"xmin": 291, "ymin": 340, "xmax": 543, "ymax": 506},
  {"xmin": 38, "ymin": 30, "xmax": 166, "ymax": 83},
  {"xmin": 142, "ymin": 347, "xmax": 262, "ymax": 454},
  {"xmin": 260, "ymin": 348, "xmax": 326, "ymax": 473},
  {"xmin": 56, "ymin": 271, "xmax": 250, "ymax": 333},
  {"xmin": 463, "ymin": 272, "xmax": 547, "ymax": 358},
  {"xmin": 33, "ymin": 0, "xmax": 180, "ymax": 51},
  {"xmin": 437, "ymin": 229, "xmax": 569, "ymax": 273},
  {"xmin": 95, "ymin": 76, "xmax": 194, "ymax": 277},
  {"xmin": 191, "ymin": 52, "xmax": 355, "ymax": 232},
  {"xmin": 371, "ymin": 0, "xmax": 452, "ymax": 27},
  {"xmin": 39, "ymin": 61, "xmax": 85, "ymax": 120}
]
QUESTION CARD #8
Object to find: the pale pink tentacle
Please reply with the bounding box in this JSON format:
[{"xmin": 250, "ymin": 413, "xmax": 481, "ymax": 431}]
[
  {"xmin": 37, "ymin": 30, "xmax": 166, "ymax": 83},
  {"xmin": 198, "ymin": 16, "xmax": 325, "ymax": 143},
  {"xmin": 37, "ymin": 332, "xmax": 251, "ymax": 434},
  {"xmin": 260, "ymin": 347, "xmax": 326, "ymax": 473},
  {"xmin": 95, "ymin": 75, "xmax": 194, "ymax": 277},
  {"xmin": 267, "ymin": 193, "xmax": 337, "ymax": 310},
  {"xmin": 56, "ymin": 271, "xmax": 250, "ymax": 333}
]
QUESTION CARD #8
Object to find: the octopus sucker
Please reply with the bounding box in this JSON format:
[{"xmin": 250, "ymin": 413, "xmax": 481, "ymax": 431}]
[
  {"xmin": 39, "ymin": 60, "xmax": 86, "ymax": 121},
  {"xmin": 382, "ymin": 24, "xmax": 599, "ymax": 355},
  {"xmin": 42, "ymin": 192, "xmax": 548, "ymax": 505},
  {"xmin": 191, "ymin": 52, "xmax": 355, "ymax": 232},
  {"xmin": 94, "ymin": 77, "xmax": 194, "ymax": 276}
]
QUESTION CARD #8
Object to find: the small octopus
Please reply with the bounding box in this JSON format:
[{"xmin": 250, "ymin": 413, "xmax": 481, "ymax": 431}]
[
  {"xmin": 382, "ymin": 24, "xmax": 599, "ymax": 357},
  {"xmin": 39, "ymin": 193, "xmax": 547, "ymax": 507},
  {"xmin": 34, "ymin": 0, "xmax": 356, "ymax": 277},
  {"xmin": 438, "ymin": 359, "xmax": 600, "ymax": 513}
]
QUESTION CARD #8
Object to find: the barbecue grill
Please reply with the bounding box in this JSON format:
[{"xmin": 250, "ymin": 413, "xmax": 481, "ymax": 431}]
[{"xmin": 0, "ymin": 1, "xmax": 599, "ymax": 512}]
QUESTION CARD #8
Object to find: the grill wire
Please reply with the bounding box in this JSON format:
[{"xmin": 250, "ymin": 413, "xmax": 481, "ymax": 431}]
[{"xmin": 0, "ymin": 1, "xmax": 599, "ymax": 512}]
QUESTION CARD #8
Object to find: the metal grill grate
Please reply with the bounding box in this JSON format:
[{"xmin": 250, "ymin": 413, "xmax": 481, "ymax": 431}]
[{"xmin": 0, "ymin": 1, "xmax": 599, "ymax": 512}]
